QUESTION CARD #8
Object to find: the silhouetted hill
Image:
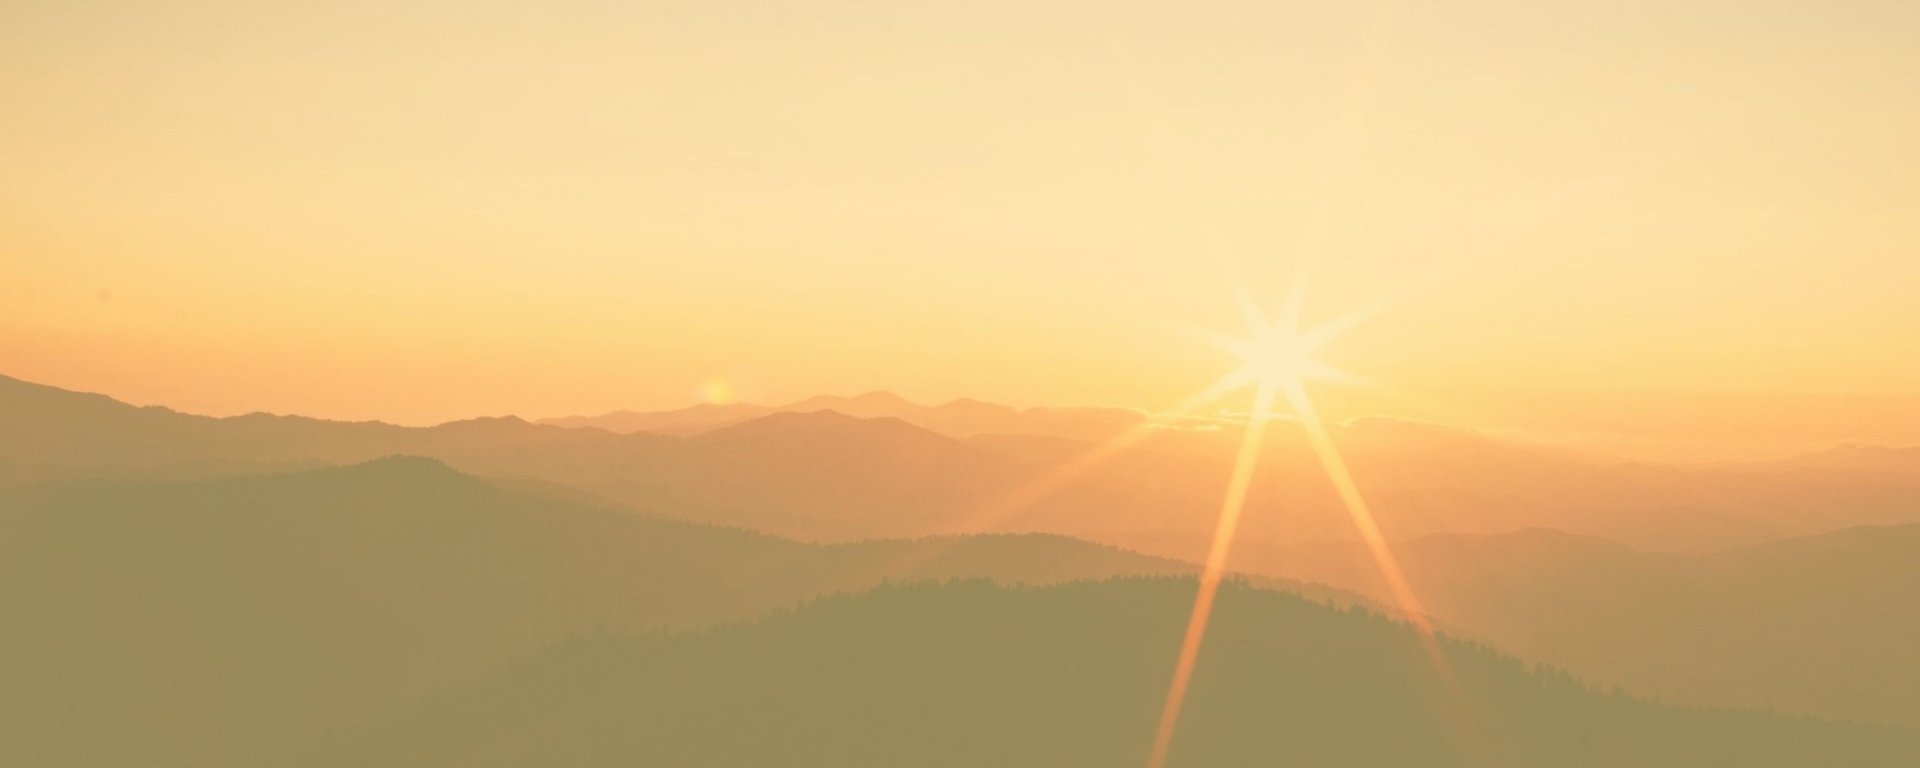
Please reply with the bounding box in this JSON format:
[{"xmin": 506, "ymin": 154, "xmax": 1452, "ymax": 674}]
[
  {"xmin": 1253, "ymin": 524, "xmax": 1920, "ymax": 726},
  {"xmin": 311, "ymin": 579, "xmax": 1919, "ymax": 768},
  {"xmin": 0, "ymin": 459, "xmax": 1310, "ymax": 768}
]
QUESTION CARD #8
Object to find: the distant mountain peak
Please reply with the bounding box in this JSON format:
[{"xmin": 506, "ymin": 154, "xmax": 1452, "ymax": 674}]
[
  {"xmin": 708, "ymin": 409, "xmax": 900, "ymax": 434},
  {"xmin": 528, "ymin": 389, "xmax": 1146, "ymax": 441},
  {"xmin": 848, "ymin": 390, "xmax": 915, "ymax": 404},
  {"xmin": 433, "ymin": 415, "xmax": 533, "ymax": 432},
  {"xmin": 932, "ymin": 397, "xmax": 1019, "ymax": 415},
  {"xmin": 747, "ymin": 408, "xmax": 860, "ymax": 424},
  {"xmin": 340, "ymin": 454, "xmax": 461, "ymax": 475},
  {"xmin": 784, "ymin": 390, "xmax": 919, "ymax": 410},
  {"xmin": 696, "ymin": 409, "xmax": 966, "ymax": 455}
]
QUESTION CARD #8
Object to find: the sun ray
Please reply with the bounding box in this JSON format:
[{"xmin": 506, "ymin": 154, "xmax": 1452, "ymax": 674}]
[
  {"xmin": 1279, "ymin": 380, "xmax": 1432, "ymax": 632},
  {"xmin": 1144, "ymin": 378, "xmax": 1279, "ymax": 768},
  {"xmin": 849, "ymin": 375, "xmax": 1258, "ymax": 599},
  {"xmin": 1143, "ymin": 262, "xmax": 1495, "ymax": 767},
  {"xmin": 1282, "ymin": 377, "xmax": 1518, "ymax": 766}
]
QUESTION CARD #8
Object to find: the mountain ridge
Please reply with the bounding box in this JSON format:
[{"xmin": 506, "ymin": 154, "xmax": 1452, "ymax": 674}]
[
  {"xmin": 1249, "ymin": 522, "xmax": 1920, "ymax": 726},
  {"xmin": 5, "ymin": 458, "xmax": 1369, "ymax": 768},
  {"xmin": 309, "ymin": 578, "xmax": 1920, "ymax": 768},
  {"xmin": 9, "ymin": 372, "xmax": 1920, "ymax": 551},
  {"xmin": 539, "ymin": 388, "xmax": 1148, "ymax": 441}
]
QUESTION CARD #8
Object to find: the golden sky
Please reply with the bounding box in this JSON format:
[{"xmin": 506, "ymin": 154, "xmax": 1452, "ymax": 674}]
[{"xmin": 4, "ymin": 1, "xmax": 1917, "ymax": 453}]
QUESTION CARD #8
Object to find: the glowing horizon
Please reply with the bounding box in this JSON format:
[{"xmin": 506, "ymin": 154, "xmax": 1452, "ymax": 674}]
[{"xmin": 5, "ymin": 1, "xmax": 1919, "ymax": 460}]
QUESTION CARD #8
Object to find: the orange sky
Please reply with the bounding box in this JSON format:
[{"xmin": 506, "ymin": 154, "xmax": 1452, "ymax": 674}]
[{"xmin": 4, "ymin": 1, "xmax": 1917, "ymax": 456}]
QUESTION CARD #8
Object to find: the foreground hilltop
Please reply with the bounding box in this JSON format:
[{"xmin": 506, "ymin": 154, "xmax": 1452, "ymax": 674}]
[{"xmin": 314, "ymin": 578, "xmax": 1920, "ymax": 768}]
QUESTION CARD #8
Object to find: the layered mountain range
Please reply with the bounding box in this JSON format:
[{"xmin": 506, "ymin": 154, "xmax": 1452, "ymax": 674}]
[{"xmin": 5, "ymin": 370, "xmax": 1919, "ymax": 759}]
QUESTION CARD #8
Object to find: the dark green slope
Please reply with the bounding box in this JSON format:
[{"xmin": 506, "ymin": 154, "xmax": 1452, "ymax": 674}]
[
  {"xmin": 0, "ymin": 458, "xmax": 1232, "ymax": 768},
  {"xmin": 317, "ymin": 579, "xmax": 1919, "ymax": 768}
]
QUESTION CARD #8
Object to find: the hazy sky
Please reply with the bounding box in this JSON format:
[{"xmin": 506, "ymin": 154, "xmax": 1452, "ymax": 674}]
[{"xmin": 4, "ymin": 1, "xmax": 1917, "ymax": 450}]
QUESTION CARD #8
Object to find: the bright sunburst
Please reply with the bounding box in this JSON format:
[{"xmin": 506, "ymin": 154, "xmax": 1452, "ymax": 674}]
[
  {"xmin": 1222, "ymin": 326, "xmax": 1333, "ymax": 401},
  {"xmin": 1193, "ymin": 280, "xmax": 1380, "ymax": 413},
  {"xmin": 1146, "ymin": 270, "xmax": 1454, "ymax": 768},
  {"xmin": 1221, "ymin": 322, "xmax": 1325, "ymax": 394},
  {"xmin": 949, "ymin": 264, "xmax": 1457, "ymax": 768}
]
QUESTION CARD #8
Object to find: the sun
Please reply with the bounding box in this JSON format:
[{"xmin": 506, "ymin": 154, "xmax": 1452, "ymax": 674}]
[
  {"xmin": 1146, "ymin": 272, "xmax": 1443, "ymax": 768},
  {"xmin": 959, "ymin": 267, "xmax": 1447, "ymax": 768},
  {"xmin": 1198, "ymin": 288, "xmax": 1360, "ymax": 406},
  {"xmin": 1223, "ymin": 322, "xmax": 1334, "ymax": 395}
]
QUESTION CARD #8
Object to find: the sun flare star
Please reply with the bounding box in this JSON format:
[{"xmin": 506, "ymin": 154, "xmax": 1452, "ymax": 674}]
[{"xmin": 1144, "ymin": 280, "xmax": 1459, "ymax": 768}]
